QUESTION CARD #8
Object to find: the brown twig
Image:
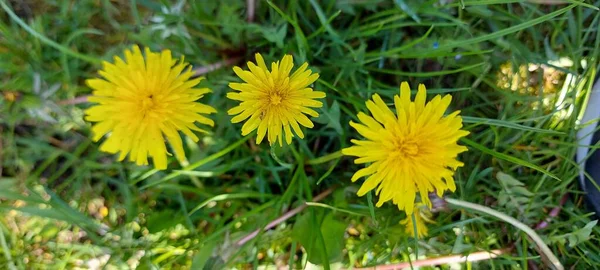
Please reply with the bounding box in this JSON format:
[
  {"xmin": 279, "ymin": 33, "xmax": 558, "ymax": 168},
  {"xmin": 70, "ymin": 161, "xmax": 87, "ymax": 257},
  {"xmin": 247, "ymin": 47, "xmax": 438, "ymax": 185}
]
[
  {"xmin": 351, "ymin": 249, "xmax": 510, "ymax": 270},
  {"xmin": 247, "ymin": 0, "xmax": 255, "ymax": 22},
  {"xmin": 235, "ymin": 187, "xmax": 334, "ymax": 247},
  {"xmin": 193, "ymin": 57, "xmax": 242, "ymax": 77},
  {"xmin": 58, "ymin": 95, "xmax": 89, "ymax": 106}
]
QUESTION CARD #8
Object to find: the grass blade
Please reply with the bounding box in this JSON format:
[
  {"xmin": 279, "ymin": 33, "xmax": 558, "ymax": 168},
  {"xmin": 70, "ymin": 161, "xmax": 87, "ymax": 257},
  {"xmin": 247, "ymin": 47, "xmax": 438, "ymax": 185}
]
[
  {"xmin": 0, "ymin": 0, "xmax": 102, "ymax": 64},
  {"xmin": 462, "ymin": 116, "xmax": 564, "ymax": 135},
  {"xmin": 140, "ymin": 136, "xmax": 251, "ymax": 189}
]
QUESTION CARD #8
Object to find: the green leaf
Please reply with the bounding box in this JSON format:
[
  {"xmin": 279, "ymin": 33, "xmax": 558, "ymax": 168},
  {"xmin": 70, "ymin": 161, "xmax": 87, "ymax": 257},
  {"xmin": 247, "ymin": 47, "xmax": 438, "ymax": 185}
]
[
  {"xmin": 496, "ymin": 172, "xmax": 533, "ymax": 211},
  {"xmin": 308, "ymin": 0, "xmax": 342, "ymax": 42},
  {"xmin": 319, "ymin": 214, "xmax": 346, "ymax": 262},
  {"xmin": 551, "ymin": 220, "xmax": 598, "ymax": 247},
  {"xmin": 567, "ymin": 220, "xmax": 598, "ymax": 248},
  {"xmin": 333, "ymin": 189, "xmax": 348, "ymax": 208},
  {"xmin": 314, "ymin": 101, "xmax": 343, "ymax": 134},
  {"xmin": 145, "ymin": 210, "xmax": 183, "ymax": 233},
  {"xmin": 267, "ymin": 0, "xmax": 308, "ymax": 60},
  {"xmin": 291, "ymin": 211, "xmax": 346, "ymax": 266},
  {"xmin": 137, "ymin": 258, "xmax": 160, "ymax": 270},
  {"xmin": 191, "ymin": 241, "xmax": 218, "ymax": 270},
  {"xmin": 497, "ymin": 172, "xmax": 528, "ymax": 187},
  {"xmin": 202, "ymin": 257, "xmax": 225, "ymax": 270},
  {"xmin": 252, "ymin": 24, "xmax": 287, "ymax": 48}
]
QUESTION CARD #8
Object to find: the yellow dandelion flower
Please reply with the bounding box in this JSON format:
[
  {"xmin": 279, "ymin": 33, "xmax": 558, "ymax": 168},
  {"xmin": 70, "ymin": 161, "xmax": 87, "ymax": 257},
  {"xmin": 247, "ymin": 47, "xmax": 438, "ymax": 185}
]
[
  {"xmin": 227, "ymin": 53, "xmax": 326, "ymax": 146},
  {"xmin": 85, "ymin": 45, "xmax": 216, "ymax": 170},
  {"xmin": 400, "ymin": 204, "xmax": 433, "ymax": 238},
  {"xmin": 342, "ymin": 82, "xmax": 469, "ymax": 214}
]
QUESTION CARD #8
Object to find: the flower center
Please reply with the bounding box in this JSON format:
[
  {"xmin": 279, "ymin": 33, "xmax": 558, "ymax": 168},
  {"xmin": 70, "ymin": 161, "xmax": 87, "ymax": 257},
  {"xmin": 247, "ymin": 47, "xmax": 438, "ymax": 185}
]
[
  {"xmin": 270, "ymin": 93, "xmax": 283, "ymax": 105},
  {"xmin": 140, "ymin": 94, "xmax": 157, "ymax": 116},
  {"xmin": 393, "ymin": 137, "xmax": 420, "ymax": 158},
  {"xmin": 400, "ymin": 143, "xmax": 419, "ymax": 156}
]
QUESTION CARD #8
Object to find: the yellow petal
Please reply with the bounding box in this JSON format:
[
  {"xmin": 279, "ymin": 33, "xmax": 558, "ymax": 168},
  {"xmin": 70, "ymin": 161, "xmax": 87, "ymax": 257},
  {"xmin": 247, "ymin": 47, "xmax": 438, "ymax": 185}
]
[{"xmin": 415, "ymin": 83, "xmax": 427, "ymax": 113}]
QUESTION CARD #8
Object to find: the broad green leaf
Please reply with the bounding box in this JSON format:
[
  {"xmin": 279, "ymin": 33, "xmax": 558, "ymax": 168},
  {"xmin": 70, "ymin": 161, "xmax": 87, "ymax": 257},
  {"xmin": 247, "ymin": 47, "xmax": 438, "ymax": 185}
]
[
  {"xmin": 319, "ymin": 214, "xmax": 346, "ymax": 262},
  {"xmin": 551, "ymin": 220, "xmax": 598, "ymax": 247},
  {"xmin": 496, "ymin": 172, "xmax": 533, "ymax": 211},
  {"xmin": 314, "ymin": 101, "xmax": 343, "ymax": 134},
  {"xmin": 292, "ymin": 211, "xmax": 346, "ymax": 266},
  {"xmin": 252, "ymin": 24, "xmax": 287, "ymax": 48},
  {"xmin": 567, "ymin": 220, "xmax": 598, "ymax": 248},
  {"xmin": 191, "ymin": 241, "xmax": 219, "ymax": 270}
]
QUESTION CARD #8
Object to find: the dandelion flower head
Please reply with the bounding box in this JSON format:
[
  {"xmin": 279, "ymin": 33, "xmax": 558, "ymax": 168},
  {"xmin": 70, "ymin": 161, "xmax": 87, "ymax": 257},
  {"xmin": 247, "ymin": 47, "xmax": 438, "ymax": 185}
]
[
  {"xmin": 342, "ymin": 82, "xmax": 468, "ymax": 214},
  {"xmin": 85, "ymin": 45, "xmax": 216, "ymax": 170},
  {"xmin": 227, "ymin": 53, "xmax": 326, "ymax": 146}
]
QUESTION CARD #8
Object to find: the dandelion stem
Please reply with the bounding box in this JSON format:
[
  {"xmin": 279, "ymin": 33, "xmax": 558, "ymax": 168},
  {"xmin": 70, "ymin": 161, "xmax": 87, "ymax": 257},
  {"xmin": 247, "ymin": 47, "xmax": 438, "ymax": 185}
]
[
  {"xmin": 411, "ymin": 213, "xmax": 419, "ymax": 255},
  {"xmin": 270, "ymin": 146, "xmax": 293, "ymax": 169},
  {"xmin": 307, "ymin": 150, "xmax": 343, "ymax": 165},
  {"xmin": 445, "ymin": 198, "xmax": 564, "ymax": 270}
]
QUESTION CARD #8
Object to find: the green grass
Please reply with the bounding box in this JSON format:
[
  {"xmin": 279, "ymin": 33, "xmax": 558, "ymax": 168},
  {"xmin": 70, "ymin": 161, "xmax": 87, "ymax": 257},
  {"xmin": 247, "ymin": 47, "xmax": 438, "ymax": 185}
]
[{"xmin": 1, "ymin": 0, "xmax": 600, "ymax": 269}]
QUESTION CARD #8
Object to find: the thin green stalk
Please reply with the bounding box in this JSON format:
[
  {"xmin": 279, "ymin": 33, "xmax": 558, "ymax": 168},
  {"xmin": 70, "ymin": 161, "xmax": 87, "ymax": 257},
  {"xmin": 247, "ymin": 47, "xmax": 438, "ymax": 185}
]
[
  {"xmin": 411, "ymin": 213, "xmax": 419, "ymax": 257},
  {"xmin": 445, "ymin": 198, "xmax": 564, "ymax": 270}
]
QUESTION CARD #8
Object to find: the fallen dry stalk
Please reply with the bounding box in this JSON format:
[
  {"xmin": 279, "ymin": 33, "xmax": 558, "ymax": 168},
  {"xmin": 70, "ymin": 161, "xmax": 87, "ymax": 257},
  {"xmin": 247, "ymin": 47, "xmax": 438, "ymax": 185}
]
[
  {"xmin": 352, "ymin": 248, "xmax": 509, "ymax": 270},
  {"xmin": 193, "ymin": 57, "xmax": 241, "ymax": 76},
  {"xmin": 235, "ymin": 187, "xmax": 334, "ymax": 246},
  {"xmin": 58, "ymin": 95, "xmax": 89, "ymax": 105}
]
